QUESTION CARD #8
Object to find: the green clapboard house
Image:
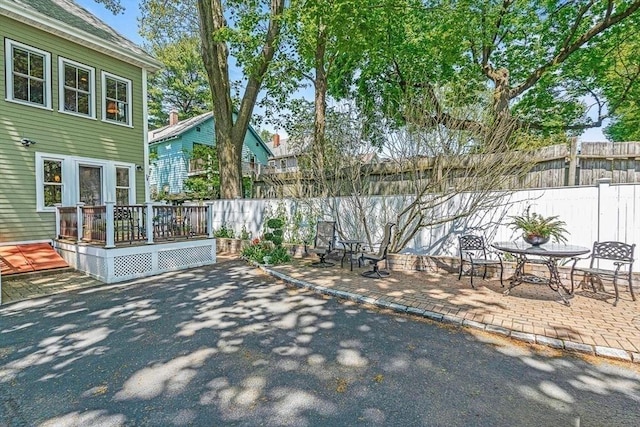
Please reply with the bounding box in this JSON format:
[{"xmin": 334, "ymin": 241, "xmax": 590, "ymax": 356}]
[{"xmin": 0, "ymin": 0, "xmax": 162, "ymax": 247}]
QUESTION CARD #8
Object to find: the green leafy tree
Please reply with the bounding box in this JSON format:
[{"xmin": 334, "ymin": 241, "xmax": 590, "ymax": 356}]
[
  {"xmin": 196, "ymin": 0, "xmax": 285, "ymax": 199},
  {"xmin": 97, "ymin": 0, "xmax": 286, "ymax": 199},
  {"xmin": 147, "ymin": 37, "xmax": 212, "ymax": 129},
  {"xmin": 346, "ymin": 0, "xmax": 640, "ymax": 144},
  {"xmin": 271, "ymin": 0, "xmax": 376, "ymax": 185},
  {"xmin": 605, "ymin": 111, "xmax": 640, "ymax": 141},
  {"xmin": 602, "ymin": 32, "xmax": 640, "ymax": 141},
  {"xmin": 258, "ymin": 129, "xmax": 273, "ymax": 145},
  {"xmin": 183, "ymin": 144, "xmax": 219, "ymax": 199}
]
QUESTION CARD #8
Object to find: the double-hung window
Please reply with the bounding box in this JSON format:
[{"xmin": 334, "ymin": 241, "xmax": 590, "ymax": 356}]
[
  {"xmin": 43, "ymin": 160, "xmax": 63, "ymax": 207},
  {"xmin": 102, "ymin": 72, "xmax": 132, "ymax": 126},
  {"xmin": 4, "ymin": 39, "xmax": 51, "ymax": 108},
  {"xmin": 59, "ymin": 58, "xmax": 95, "ymax": 117}
]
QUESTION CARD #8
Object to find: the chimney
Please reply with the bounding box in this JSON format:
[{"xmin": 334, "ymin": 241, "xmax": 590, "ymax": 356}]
[
  {"xmin": 169, "ymin": 109, "xmax": 179, "ymax": 126},
  {"xmin": 273, "ymin": 133, "xmax": 280, "ymax": 148}
]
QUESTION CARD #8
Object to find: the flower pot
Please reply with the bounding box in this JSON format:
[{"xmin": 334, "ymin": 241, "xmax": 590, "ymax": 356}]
[
  {"xmin": 523, "ymin": 234, "xmax": 549, "ymax": 246},
  {"xmin": 285, "ymin": 243, "xmax": 308, "ymax": 258}
]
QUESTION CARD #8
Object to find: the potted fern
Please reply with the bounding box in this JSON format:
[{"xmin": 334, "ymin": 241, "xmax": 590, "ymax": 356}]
[{"xmin": 509, "ymin": 207, "xmax": 568, "ymax": 245}]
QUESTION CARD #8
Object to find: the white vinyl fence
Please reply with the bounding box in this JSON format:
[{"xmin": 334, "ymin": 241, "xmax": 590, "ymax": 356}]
[{"xmin": 207, "ymin": 179, "xmax": 640, "ymax": 272}]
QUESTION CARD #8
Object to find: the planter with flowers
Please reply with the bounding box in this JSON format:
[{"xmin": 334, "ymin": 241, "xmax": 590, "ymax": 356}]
[
  {"xmin": 509, "ymin": 207, "xmax": 568, "ymax": 246},
  {"xmin": 241, "ymin": 219, "xmax": 291, "ymax": 266}
]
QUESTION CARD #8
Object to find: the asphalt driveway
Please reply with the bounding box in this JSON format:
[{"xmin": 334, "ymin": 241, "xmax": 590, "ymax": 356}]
[{"xmin": 1, "ymin": 259, "xmax": 639, "ymax": 426}]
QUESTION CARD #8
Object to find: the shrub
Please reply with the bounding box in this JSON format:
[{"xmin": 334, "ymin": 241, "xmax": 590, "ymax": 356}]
[
  {"xmin": 241, "ymin": 238, "xmax": 291, "ymax": 265},
  {"xmin": 240, "ymin": 225, "xmax": 251, "ymax": 240},
  {"xmin": 264, "ymin": 218, "xmax": 285, "ymax": 247},
  {"xmin": 214, "ymin": 223, "xmax": 235, "ymax": 238}
]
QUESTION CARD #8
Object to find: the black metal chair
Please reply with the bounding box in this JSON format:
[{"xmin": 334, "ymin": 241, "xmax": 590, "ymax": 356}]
[
  {"xmin": 570, "ymin": 241, "xmax": 636, "ymax": 306},
  {"xmin": 308, "ymin": 221, "xmax": 337, "ymax": 267},
  {"xmin": 360, "ymin": 223, "xmax": 395, "ymax": 278},
  {"xmin": 458, "ymin": 235, "xmax": 504, "ymax": 289}
]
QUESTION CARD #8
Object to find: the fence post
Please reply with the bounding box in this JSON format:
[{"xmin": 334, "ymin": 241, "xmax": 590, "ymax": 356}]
[
  {"xmin": 105, "ymin": 201, "xmax": 116, "ymax": 248},
  {"xmin": 567, "ymin": 137, "xmax": 579, "ymax": 186},
  {"xmin": 76, "ymin": 202, "xmax": 85, "ymax": 243},
  {"xmin": 206, "ymin": 201, "xmax": 215, "ymax": 238},
  {"xmin": 145, "ymin": 202, "xmax": 154, "ymax": 244},
  {"xmin": 597, "ymin": 178, "xmax": 615, "ymax": 242}
]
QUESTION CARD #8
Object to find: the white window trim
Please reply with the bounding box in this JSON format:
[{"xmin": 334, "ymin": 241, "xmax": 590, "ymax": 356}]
[
  {"xmin": 4, "ymin": 39, "xmax": 52, "ymax": 110},
  {"xmin": 58, "ymin": 57, "xmax": 96, "ymax": 119},
  {"xmin": 114, "ymin": 164, "xmax": 135, "ymax": 205},
  {"xmin": 35, "ymin": 152, "xmax": 136, "ymax": 212},
  {"xmin": 35, "ymin": 154, "xmax": 65, "ymax": 211},
  {"xmin": 101, "ymin": 71, "xmax": 133, "ymax": 127}
]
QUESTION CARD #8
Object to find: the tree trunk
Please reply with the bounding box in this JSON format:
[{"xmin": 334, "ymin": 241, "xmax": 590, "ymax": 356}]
[
  {"xmin": 217, "ymin": 131, "xmax": 243, "ymax": 198},
  {"xmin": 487, "ymin": 67, "xmax": 515, "ymax": 148},
  {"xmin": 313, "ymin": 21, "xmax": 328, "ymax": 193},
  {"xmin": 197, "ymin": 0, "xmax": 284, "ymax": 199}
]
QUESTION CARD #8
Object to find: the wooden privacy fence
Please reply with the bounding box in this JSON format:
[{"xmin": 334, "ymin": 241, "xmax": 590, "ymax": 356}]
[{"xmin": 253, "ymin": 141, "xmax": 640, "ymax": 198}]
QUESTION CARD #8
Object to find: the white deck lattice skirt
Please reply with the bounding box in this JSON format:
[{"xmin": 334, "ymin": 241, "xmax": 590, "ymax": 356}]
[
  {"xmin": 114, "ymin": 253, "xmax": 153, "ymax": 278},
  {"xmin": 158, "ymin": 246, "xmax": 213, "ymax": 270},
  {"xmin": 55, "ymin": 239, "xmax": 216, "ymax": 283}
]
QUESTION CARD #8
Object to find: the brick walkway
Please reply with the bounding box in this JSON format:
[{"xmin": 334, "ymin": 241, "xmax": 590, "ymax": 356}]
[
  {"xmin": 266, "ymin": 258, "xmax": 640, "ymax": 363},
  {"xmin": 1, "ymin": 271, "xmax": 103, "ymax": 303},
  {"xmin": 2, "ymin": 255, "xmax": 638, "ymax": 363}
]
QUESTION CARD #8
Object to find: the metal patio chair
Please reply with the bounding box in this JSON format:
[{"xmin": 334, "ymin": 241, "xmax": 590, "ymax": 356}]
[
  {"xmin": 458, "ymin": 235, "xmax": 504, "ymax": 289},
  {"xmin": 360, "ymin": 223, "xmax": 395, "ymax": 279},
  {"xmin": 570, "ymin": 241, "xmax": 636, "ymax": 306},
  {"xmin": 308, "ymin": 221, "xmax": 337, "ymax": 267}
]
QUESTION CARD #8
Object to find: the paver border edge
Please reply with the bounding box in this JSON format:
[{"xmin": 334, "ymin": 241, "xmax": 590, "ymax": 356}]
[{"xmin": 260, "ymin": 265, "xmax": 638, "ymax": 364}]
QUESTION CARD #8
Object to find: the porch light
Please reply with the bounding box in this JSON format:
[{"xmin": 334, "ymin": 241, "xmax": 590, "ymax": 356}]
[{"xmin": 21, "ymin": 138, "xmax": 36, "ymax": 147}]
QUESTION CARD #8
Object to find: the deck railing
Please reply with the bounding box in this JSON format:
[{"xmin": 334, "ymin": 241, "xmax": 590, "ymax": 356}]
[
  {"xmin": 114, "ymin": 205, "xmax": 146, "ymax": 244},
  {"xmin": 82, "ymin": 206, "xmax": 107, "ymax": 242},
  {"xmin": 58, "ymin": 207, "xmax": 78, "ymax": 240},
  {"xmin": 55, "ymin": 202, "xmax": 213, "ymax": 247},
  {"xmin": 151, "ymin": 205, "xmax": 208, "ymax": 241}
]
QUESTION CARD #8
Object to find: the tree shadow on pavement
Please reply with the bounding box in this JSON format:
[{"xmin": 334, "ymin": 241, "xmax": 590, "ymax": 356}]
[{"xmin": 1, "ymin": 259, "xmax": 639, "ymax": 426}]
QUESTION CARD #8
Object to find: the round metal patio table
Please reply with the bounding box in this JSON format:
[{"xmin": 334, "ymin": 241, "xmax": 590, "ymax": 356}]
[
  {"xmin": 492, "ymin": 241, "xmax": 590, "ymax": 306},
  {"xmin": 339, "ymin": 239, "xmax": 364, "ymax": 271}
]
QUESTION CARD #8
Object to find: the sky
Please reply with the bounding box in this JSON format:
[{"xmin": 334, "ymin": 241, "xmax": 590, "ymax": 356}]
[
  {"xmin": 75, "ymin": 0, "xmax": 608, "ymax": 143},
  {"xmin": 76, "ymin": 0, "xmax": 144, "ymax": 45}
]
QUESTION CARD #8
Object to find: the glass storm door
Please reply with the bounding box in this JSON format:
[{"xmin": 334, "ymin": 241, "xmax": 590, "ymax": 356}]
[{"xmin": 79, "ymin": 165, "xmax": 103, "ymax": 205}]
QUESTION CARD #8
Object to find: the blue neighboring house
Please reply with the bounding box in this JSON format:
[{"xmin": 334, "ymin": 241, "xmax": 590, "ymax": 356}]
[{"xmin": 148, "ymin": 111, "xmax": 272, "ymax": 197}]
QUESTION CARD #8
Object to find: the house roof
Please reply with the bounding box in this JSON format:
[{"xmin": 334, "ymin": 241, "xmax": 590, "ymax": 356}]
[
  {"xmin": 149, "ymin": 112, "xmax": 213, "ymax": 143},
  {"xmin": 148, "ymin": 112, "xmax": 273, "ymax": 156},
  {"xmin": 269, "ymin": 136, "xmax": 309, "ymax": 160},
  {"xmin": 270, "ymin": 137, "xmax": 294, "ymax": 159},
  {"xmin": 0, "ymin": 0, "xmax": 162, "ymax": 71}
]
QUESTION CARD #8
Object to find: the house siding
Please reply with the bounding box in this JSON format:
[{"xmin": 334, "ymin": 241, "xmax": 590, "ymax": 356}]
[
  {"xmin": 151, "ymin": 139, "xmax": 188, "ymax": 194},
  {"xmin": 149, "ymin": 116, "xmax": 270, "ymax": 195},
  {"xmin": 0, "ymin": 15, "xmax": 146, "ymax": 243}
]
